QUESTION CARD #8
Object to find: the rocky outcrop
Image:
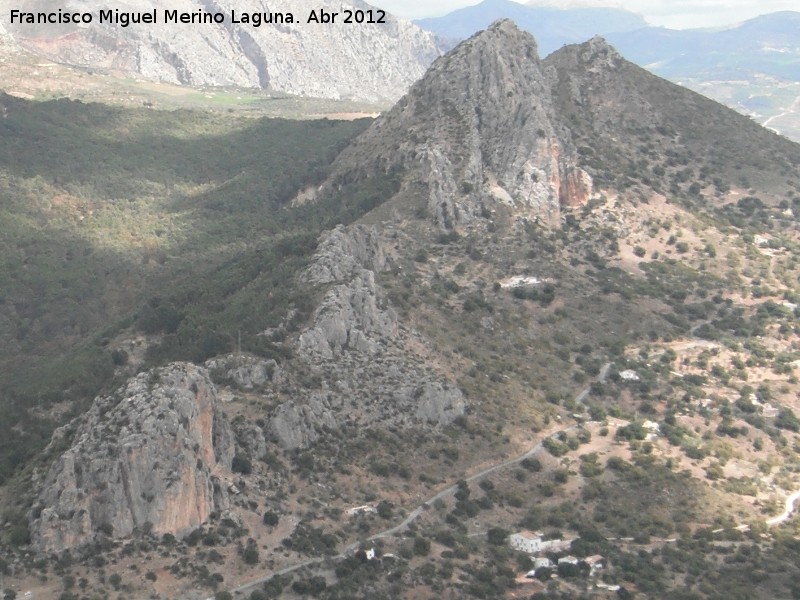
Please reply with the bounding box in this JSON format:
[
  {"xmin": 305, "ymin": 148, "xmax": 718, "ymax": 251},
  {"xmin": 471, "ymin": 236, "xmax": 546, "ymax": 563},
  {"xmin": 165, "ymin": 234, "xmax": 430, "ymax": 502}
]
[
  {"xmin": 278, "ymin": 224, "xmax": 466, "ymax": 445},
  {"xmin": 206, "ymin": 354, "xmax": 281, "ymax": 389},
  {"xmin": 559, "ymin": 167, "xmax": 593, "ymax": 207},
  {"xmin": 233, "ymin": 421, "xmax": 269, "ymax": 461},
  {"xmin": 327, "ymin": 19, "xmax": 593, "ymax": 229},
  {"xmin": 299, "ymin": 269, "xmax": 397, "ymax": 358},
  {"xmin": 300, "ymin": 224, "xmax": 397, "ymax": 359},
  {"xmin": 305, "ymin": 224, "xmax": 387, "ymax": 285},
  {"xmin": 29, "ymin": 363, "xmax": 234, "ymax": 554},
  {"xmin": 2, "ymin": 0, "xmax": 442, "ymax": 103},
  {"xmin": 268, "ymin": 394, "xmax": 338, "ymax": 451},
  {"xmin": 411, "ymin": 382, "xmax": 466, "ymax": 425}
]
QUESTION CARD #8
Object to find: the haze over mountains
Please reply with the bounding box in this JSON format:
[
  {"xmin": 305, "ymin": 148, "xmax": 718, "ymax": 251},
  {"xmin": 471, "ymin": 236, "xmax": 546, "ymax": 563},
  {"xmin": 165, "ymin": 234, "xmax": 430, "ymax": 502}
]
[
  {"xmin": 416, "ymin": 0, "xmax": 647, "ymax": 56},
  {"xmin": 3, "ymin": 0, "xmax": 799, "ymax": 138}
]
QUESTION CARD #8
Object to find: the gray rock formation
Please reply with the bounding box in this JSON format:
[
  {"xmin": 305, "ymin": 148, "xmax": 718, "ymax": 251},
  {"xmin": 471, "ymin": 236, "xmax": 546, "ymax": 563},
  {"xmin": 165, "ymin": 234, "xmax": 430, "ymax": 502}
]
[
  {"xmin": 233, "ymin": 421, "xmax": 268, "ymax": 461},
  {"xmin": 29, "ymin": 363, "xmax": 234, "ymax": 554},
  {"xmin": 410, "ymin": 382, "xmax": 467, "ymax": 425},
  {"xmin": 305, "ymin": 224, "xmax": 387, "ymax": 285},
  {"xmin": 268, "ymin": 394, "xmax": 338, "ymax": 450},
  {"xmin": 299, "ymin": 268, "xmax": 397, "ymax": 358},
  {"xmin": 281, "ymin": 224, "xmax": 466, "ymax": 444},
  {"xmin": 205, "ymin": 354, "xmax": 281, "ymax": 389},
  {"xmin": 2, "ymin": 0, "xmax": 442, "ymax": 103},
  {"xmin": 327, "ymin": 19, "xmax": 593, "ymax": 229}
]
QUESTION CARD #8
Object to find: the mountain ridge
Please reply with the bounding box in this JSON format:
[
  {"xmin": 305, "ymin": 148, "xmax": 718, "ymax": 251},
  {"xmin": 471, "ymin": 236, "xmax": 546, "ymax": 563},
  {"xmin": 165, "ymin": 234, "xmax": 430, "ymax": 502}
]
[
  {"xmin": 416, "ymin": 6, "xmax": 800, "ymax": 141},
  {"xmin": 325, "ymin": 19, "xmax": 593, "ymax": 231},
  {"xmin": 1, "ymin": 0, "xmax": 443, "ymax": 103},
  {"xmin": 2, "ymin": 17, "xmax": 800, "ymax": 600}
]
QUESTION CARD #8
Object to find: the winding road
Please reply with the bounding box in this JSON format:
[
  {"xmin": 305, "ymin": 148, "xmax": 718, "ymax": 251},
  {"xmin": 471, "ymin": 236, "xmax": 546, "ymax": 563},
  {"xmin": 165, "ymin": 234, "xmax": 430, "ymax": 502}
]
[
  {"xmin": 221, "ymin": 356, "xmax": 799, "ymax": 598},
  {"xmin": 766, "ymin": 489, "xmax": 800, "ymax": 527},
  {"xmin": 228, "ymin": 432, "xmax": 569, "ymax": 597},
  {"xmin": 225, "ymin": 366, "xmax": 612, "ymax": 597}
]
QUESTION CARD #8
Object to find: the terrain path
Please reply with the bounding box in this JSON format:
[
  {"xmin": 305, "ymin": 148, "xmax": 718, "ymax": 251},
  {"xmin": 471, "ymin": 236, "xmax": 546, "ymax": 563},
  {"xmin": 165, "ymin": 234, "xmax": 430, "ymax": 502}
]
[
  {"xmin": 766, "ymin": 489, "xmax": 800, "ymax": 526},
  {"xmin": 763, "ymin": 92, "xmax": 800, "ymax": 134},
  {"xmin": 224, "ymin": 366, "xmax": 612, "ymax": 598},
  {"xmin": 222, "ymin": 349, "xmax": 800, "ymax": 599}
]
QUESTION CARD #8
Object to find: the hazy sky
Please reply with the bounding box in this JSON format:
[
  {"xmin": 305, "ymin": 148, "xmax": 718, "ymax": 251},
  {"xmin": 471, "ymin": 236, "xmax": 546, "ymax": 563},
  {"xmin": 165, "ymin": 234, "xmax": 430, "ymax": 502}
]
[{"xmin": 370, "ymin": 0, "xmax": 799, "ymax": 29}]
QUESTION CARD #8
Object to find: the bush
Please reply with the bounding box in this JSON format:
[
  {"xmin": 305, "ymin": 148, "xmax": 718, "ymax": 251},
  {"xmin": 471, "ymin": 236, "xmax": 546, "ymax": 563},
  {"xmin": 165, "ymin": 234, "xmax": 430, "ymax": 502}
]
[
  {"xmin": 776, "ymin": 409, "xmax": 800, "ymax": 432},
  {"xmin": 243, "ymin": 543, "xmax": 260, "ymax": 565},
  {"xmin": 232, "ymin": 454, "xmax": 253, "ymax": 475},
  {"xmin": 543, "ymin": 437, "xmax": 569, "ymax": 457},
  {"xmin": 413, "ymin": 536, "xmax": 431, "ymax": 556},
  {"xmin": 487, "ymin": 527, "xmax": 509, "ymax": 546},
  {"xmin": 521, "ymin": 457, "xmax": 542, "ymax": 472}
]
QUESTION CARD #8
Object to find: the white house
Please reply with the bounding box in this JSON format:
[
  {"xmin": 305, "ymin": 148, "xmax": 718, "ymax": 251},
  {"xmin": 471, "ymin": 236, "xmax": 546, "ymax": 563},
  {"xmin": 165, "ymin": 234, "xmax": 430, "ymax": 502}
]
[
  {"xmin": 558, "ymin": 555, "xmax": 580, "ymax": 566},
  {"xmin": 534, "ymin": 557, "xmax": 554, "ymax": 570},
  {"xmin": 347, "ymin": 505, "xmax": 377, "ymax": 517},
  {"xmin": 620, "ymin": 370, "xmax": 640, "ymax": 382},
  {"xmin": 539, "ymin": 538, "xmax": 573, "ymax": 552},
  {"xmin": 642, "ymin": 420, "xmax": 660, "ymax": 441},
  {"xmin": 508, "ymin": 531, "xmax": 544, "ymax": 554},
  {"xmin": 642, "ymin": 420, "xmax": 660, "ymax": 434},
  {"xmin": 585, "ymin": 555, "xmax": 605, "ymax": 571},
  {"xmin": 597, "ymin": 583, "xmax": 621, "ymax": 592}
]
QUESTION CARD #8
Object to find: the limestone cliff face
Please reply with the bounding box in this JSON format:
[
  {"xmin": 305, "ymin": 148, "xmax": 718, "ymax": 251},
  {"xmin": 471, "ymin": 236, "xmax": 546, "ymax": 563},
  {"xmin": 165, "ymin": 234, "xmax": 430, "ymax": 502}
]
[
  {"xmin": 262, "ymin": 224, "xmax": 465, "ymax": 450},
  {"xmin": 29, "ymin": 363, "xmax": 234, "ymax": 554},
  {"xmin": 298, "ymin": 268, "xmax": 398, "ymax": 358},
  {"xmin": 305, "ymin": 224, "xmax": 387, "ymax": 285},
  {"xmin": 268, "ymin": 393, "xmax": 338, "ymax": 451},
  {"xmin": 328, "ymin": 19, "xmax": 593, "ymax": 229},
  {"xmin": 2, "ymin": 0, "xmax": 442, "ymax": 103},
  {"xmin": 205, "ymin": 354, "xmax": 282, "ymax": 389}
]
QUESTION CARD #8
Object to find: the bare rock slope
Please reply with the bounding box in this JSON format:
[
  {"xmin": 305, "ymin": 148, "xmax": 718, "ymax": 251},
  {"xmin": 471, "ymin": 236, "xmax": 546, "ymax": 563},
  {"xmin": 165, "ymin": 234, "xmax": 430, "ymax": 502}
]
[
  {"xmin": 29, "ymin": 363, "xmax": 234, "ymax": 554},
  {"xmin": 271, "ymin": 223, "xmax": 466, "ymax": 450},
  {"xmin": 2, "ymin": 0, "xmax": 442, "ymax": 103},
  {"xmin": 327, "ymin": 19, "xmax": 593, "ymax": 229}
]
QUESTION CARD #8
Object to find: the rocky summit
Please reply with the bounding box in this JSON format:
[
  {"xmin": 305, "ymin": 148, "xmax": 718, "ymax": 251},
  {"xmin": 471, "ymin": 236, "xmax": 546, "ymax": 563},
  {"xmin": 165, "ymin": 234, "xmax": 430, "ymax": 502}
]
[
  {"xmin": 2, "ymin": 0, "xmax": 442, "ymax": 102},
  {"xmin": 327, "ymin": 20, "xmax": 594, "ymax": 230}
]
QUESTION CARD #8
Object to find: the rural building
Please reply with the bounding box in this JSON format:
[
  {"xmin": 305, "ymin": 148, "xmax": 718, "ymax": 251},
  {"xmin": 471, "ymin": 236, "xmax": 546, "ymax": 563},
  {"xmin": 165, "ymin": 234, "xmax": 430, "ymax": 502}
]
[{"xmin": 508, "ymin": 531, "xmax": 544, "ymax": 554}]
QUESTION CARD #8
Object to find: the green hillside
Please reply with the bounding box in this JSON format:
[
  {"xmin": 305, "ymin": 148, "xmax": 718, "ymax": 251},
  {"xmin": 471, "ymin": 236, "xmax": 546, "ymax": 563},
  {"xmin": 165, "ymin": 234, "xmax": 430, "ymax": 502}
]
[{"xmin": 0, "ymin": 93, "xmax": 371, "ymax": 484}]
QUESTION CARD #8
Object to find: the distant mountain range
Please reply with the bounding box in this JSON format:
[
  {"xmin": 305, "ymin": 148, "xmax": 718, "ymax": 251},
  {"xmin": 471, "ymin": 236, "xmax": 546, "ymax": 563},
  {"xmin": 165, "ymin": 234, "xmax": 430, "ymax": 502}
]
[
  {"xmin": 416, "ymin": 0, "xmax": 647, "ymax": 56},
  {"xmin": 0, "ymin": 0, "xmax": 442, "ymax": 103},
  {"xmin": 606, "ymin": 11, "xmax": 800, "ymax": 81},
  {"xmin": 415, "ymin": 2, "xmax": 800, "ymax": 140},
  {"xmin": 2, "ymin": 0, "xmax": 799, "ymax": 139}
]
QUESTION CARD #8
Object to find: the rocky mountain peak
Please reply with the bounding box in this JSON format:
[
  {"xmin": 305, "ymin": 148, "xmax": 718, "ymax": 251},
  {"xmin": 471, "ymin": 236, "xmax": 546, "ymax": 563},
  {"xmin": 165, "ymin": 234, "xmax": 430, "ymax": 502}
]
[
  {"xmin": 328, "ymin": 19, "xmax": 593, "ymax": 229},
  {"xmin": 547, "ymin": 34, "xmax": 625, "ymax": 75}
]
